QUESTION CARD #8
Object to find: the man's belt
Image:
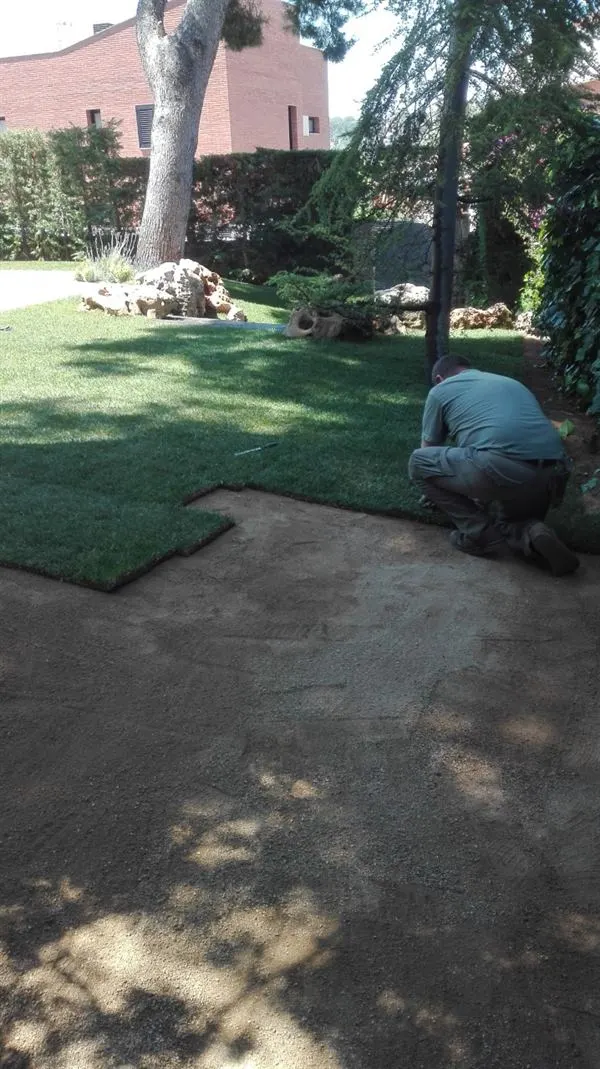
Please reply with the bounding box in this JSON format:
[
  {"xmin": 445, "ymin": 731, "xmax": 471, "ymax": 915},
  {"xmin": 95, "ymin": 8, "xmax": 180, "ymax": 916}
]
[{"xmin": 522, "ymin": 458, "xmax": 564, "ymax": 468}]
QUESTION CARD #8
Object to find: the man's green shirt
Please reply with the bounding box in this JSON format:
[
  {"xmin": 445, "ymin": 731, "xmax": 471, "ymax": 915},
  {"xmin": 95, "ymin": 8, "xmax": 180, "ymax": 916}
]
[{"xmin": 422, "ymin": 370, "xmax": 564, "ymax": 460}]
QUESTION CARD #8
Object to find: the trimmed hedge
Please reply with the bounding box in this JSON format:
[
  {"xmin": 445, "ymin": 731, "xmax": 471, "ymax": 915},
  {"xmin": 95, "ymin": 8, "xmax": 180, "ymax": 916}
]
[
  {"xmin": 0, "ymin": 124, "xmax": 121, "ymax": 260},
  {"xmin": 115, "ymin": 148, "xmax": 339, "ymax": 281},
  {"xmin": 0, "ymin": 127, "xmax": 337, "ymax": 279}
]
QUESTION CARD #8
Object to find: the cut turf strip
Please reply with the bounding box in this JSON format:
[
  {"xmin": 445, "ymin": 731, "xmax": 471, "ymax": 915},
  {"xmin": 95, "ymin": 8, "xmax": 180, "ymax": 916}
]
[{"xmin": 0, "ymin": 476, "xmax": 232, "ymax": 590}]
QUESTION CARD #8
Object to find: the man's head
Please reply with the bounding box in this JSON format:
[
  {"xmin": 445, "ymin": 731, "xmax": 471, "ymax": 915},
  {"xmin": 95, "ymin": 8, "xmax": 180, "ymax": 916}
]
[{"xmin": 431, "ymin": 355, "xmax": 471, "ymax": 386}]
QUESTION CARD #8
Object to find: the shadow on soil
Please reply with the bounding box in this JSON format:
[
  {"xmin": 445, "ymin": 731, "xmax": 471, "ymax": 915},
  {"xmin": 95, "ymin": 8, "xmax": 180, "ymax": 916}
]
[
  {"xmin": 1, "ymin": 591, "xmax": 599, "ymax": 1067},
  {"xmin": 0, "ymin": 326, "xmax": 598, "ymax": 1066}
]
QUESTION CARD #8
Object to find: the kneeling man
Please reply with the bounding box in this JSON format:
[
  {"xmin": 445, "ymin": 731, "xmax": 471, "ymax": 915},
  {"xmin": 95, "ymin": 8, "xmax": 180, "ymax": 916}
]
[{"xmin": 409, "ymin": 356, "xmax": 579, "ymax": 576}]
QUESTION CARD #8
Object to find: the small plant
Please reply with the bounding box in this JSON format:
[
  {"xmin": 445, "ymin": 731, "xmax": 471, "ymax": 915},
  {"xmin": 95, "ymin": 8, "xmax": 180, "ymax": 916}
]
[{"xmin": 74, "ymin": 229, "xmax": 137, "ymax": 284}]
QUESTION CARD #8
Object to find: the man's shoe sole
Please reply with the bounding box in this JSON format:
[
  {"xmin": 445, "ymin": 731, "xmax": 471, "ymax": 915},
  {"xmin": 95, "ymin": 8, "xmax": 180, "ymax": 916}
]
[{"xmin": 527, "ymin": 522, "xmax": 580, "ymax": 576}]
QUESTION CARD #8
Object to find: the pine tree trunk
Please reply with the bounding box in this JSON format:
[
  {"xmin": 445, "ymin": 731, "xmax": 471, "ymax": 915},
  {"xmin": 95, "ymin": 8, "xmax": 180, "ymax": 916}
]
[
  {"xmin": 425, "ymin": 8, "xmax": 474, "ymax": 379},
  {"xmin": 135, "ymin": 0, "xmax": 229, "ymax": 269}
]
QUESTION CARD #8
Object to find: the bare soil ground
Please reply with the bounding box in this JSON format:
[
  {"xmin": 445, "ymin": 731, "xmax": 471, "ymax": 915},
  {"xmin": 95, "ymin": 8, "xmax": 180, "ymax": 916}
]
[{"xmin": 1, "ymin": 488, "xmax": 599, "ymax": 1069}]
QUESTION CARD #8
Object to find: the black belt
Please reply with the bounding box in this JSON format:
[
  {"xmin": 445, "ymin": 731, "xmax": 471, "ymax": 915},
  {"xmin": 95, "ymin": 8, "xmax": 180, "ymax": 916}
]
[{"xmin": 522, "ymin": 458, "xmax": 562, "ymax": 468}]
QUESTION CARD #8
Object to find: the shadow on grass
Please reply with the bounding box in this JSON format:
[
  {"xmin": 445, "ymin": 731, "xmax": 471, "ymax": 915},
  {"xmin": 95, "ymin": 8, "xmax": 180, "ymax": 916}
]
[
  {"xmin": 226, "ymin": 278, "xmax": 289, "ymax": 314},
  {"xmin": 0, "ymin": 324, "xmax": 594, "ymax": 586}
]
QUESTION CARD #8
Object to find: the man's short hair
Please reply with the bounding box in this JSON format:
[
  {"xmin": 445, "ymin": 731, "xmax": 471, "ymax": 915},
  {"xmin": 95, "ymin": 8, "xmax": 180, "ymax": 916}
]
[{"xmin": 431, "ymin": 355, "xmax": 471, "ymax": 385}]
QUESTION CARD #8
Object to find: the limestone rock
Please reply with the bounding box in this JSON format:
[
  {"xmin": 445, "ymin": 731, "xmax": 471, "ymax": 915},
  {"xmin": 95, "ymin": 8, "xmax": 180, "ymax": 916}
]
[
  {"xmin": 450, "ymin": 303, "xmax": 514, "ymax": 330},
  {"xmin": 81, "ymin": 258, "xmax": 246, "ymax": 321},
  {"xmin": 133, "ymin": 287, "xmax": 178, "ymax": 319},
  {"xmin": 375, "ymin": 282, "xmax": 430, "ymax": 307},
  {"xmin": 515, "ymin": 310, "xmax": 536, "ymax": 334}
]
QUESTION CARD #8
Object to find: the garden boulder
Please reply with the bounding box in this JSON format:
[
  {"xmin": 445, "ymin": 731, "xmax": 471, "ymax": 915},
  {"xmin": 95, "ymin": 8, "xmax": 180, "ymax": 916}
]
[
  {"xmin": 374, "ymin": 282, "xmax": 429, "ymax": 330},
  {"xmin": 450, "ymin": 303, "xmax": 514, "ymax": 330},
  {"xmin": 80, "ymin": 259, "xmax": 247, "ymax": 321}
]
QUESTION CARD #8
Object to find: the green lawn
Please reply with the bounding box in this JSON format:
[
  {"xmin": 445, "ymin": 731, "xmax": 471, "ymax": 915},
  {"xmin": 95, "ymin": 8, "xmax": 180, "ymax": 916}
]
[
  {"xmin": 0, "ymin": 260, "xmax": 77, "ymax": 270},
  {"xmin": 0, "ymin": 283, "xmax": 593, "ymax": 588}
]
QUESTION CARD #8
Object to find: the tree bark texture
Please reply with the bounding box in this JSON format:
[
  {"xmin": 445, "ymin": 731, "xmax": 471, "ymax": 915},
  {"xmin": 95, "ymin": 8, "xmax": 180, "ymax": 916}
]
[
  {"xmin": 136, "ymin": 0, "xmax": 230, "ymax": 268},
  {"xmin": 425, "ymin": 8, "xmax": 474, "ymax": 378}
]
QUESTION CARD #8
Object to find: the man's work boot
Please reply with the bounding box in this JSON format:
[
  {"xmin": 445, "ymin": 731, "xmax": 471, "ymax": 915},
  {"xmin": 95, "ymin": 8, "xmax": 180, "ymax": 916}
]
[{"xmin": 525, "ymin": 522, "xmax": 580, "ymax": 577}]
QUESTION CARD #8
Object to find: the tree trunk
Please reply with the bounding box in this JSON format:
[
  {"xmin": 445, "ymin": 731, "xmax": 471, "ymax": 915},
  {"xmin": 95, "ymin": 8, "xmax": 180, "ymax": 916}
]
[
  {"xmin": 425, "ymin": 8, "xmax": 474, "ymax": 379},
  {"xmin": 136, "ymin": 0, "xmax": 230, "ymax": 269}
]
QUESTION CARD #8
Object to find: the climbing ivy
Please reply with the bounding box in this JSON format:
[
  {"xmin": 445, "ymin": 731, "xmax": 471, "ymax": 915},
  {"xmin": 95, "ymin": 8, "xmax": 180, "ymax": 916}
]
[{"xmin": 538, "ymin": 114, "xmax": 600, "ymax": 415}]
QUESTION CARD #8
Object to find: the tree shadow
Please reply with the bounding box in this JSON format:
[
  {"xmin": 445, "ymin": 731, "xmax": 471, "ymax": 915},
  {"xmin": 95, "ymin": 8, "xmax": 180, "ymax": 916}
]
[{"xmin": 1, "ymin": 532, "xmax": 599, "ymax": 1067}]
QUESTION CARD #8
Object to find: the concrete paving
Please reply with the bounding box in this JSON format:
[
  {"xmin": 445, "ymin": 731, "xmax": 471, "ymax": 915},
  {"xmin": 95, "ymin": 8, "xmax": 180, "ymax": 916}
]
[
  {"xmin": 1, "ymin": 490, "xmax": 599, "ymax": 1069},
  {"xmin": 0, "ymin": 269, "xmax": 85, "ymax": 313}
]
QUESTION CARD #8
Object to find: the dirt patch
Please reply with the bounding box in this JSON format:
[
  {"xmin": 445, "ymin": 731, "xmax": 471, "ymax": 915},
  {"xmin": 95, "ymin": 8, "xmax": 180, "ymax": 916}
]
[
  {"xmin": 1, "ymin": 490, "xmax": 600, "ymax": 1068},
  {"xmin": 523, "ymin": 337, "xmax": 600, "ymax": 515}
]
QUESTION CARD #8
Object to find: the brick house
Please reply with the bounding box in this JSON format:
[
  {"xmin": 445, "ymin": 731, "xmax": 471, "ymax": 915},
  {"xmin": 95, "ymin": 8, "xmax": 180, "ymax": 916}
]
[{"xmin": 0, "ymin": 0, "xmax": 330, "ymax": 156}]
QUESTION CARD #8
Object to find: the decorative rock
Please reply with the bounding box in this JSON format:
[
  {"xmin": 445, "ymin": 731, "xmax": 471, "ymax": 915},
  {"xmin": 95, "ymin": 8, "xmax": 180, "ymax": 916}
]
[
  {"xmin": 81, "ymin": 258, "xmax": 246, "ymax": 321},
  {"xmin": 284, "ymin": 308, "xmax": 345, "ymax": 340},
  {"xmin": 375, "ymin": 282, "xmax": 430, "ymax": 306},
  {"xmin": 515, "ymin": 310, "xmax": 536, "ymax": 334},
  {"xmin": 450, "ymin": 303, "xmax": 514, "ymax": 330}
]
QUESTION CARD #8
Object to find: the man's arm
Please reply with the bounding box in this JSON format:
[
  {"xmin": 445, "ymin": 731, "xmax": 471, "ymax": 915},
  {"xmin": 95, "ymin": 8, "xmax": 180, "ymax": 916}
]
[{"xmin": 421, "ymin": 390, "xmax": 447, "ymax": 447}]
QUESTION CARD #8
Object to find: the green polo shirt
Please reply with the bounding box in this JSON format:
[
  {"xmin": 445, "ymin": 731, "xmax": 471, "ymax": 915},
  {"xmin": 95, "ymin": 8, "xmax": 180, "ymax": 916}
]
[{"xmin": 422, "ymin": 370, "xmax": 564, "ymax": 460}]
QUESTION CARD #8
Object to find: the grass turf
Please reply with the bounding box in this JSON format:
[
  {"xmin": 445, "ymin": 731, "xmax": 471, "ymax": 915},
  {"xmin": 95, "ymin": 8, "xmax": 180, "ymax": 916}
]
[
  {"xmin": 0, "ymin": 260, "xmax": 77, "ymax": 271},
  {"xmin": 0, "ymin": 282, "xmax": 595, "ymax": 586}
]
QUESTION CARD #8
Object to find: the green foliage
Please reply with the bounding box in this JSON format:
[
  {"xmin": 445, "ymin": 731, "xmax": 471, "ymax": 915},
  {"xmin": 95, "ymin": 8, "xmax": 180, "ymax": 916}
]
[
  {"xmin": 519, "ymin": 234, "xmax": 545, "ymax": 313},
  {"xmin": 270, "ymin": 271, "xmax": 369, "ymax": 310},
  {"xmin": 0, "ymin": 130, "xmax": 79, "ymax": 260},
  {"xmin": 0, "ymin": 124, "xmax": 122, "ymax": 260},
  {"xmin": 48, "ymin": 122, "xmax": 122, "ymax": 235},
  {"xmin": 538, "ymin": 114, "xmax": 600, "ymax": 417},
  {"xmin": 0, "ymin": 143, "xmax": 339, "ymax": 276},
  {"xmin": 75, "ymin": 255, "xmax": 135, "ymax": 284},
  {"xmin": 302, "ymin": 1, "xmax": 599, "ymax": 299},
  {"xmin": 283, "ymin": 0, "xmax": 367, "ymax": 61},
  {"xmin": 269, "ymin": 270, "xmax": 377, "ymax": 337},
  {"xmin": 186, "ymin": 148, "xmax": 340, "ymax": 281}
]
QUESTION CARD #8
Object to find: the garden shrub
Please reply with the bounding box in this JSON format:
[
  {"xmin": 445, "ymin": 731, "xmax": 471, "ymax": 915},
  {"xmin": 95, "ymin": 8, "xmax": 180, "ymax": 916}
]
[
  {"xmin": 538, "ymin": 114, "xmax": 600, "ymax": 414},
  {"xmin": 0, "ymin": 124, "xmax": 122, "ymax": 260}
]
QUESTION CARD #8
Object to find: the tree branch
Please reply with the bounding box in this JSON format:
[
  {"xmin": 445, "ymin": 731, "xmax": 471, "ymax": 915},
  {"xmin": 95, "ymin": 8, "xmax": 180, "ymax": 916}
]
[
  {"xmin": 136, "ymin": 0, "xmax": 167, "ymax": 42},
  {"xmin": 173, "ymin": 0, "xmax": 230, "ymax": 54},
  {"xmin": 468, "ymin": 67, "xmax": 506, "ymax": 95}
]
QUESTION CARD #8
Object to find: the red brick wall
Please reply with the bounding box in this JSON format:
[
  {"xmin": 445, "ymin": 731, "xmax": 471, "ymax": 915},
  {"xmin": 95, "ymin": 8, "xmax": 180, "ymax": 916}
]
[
  {"xmin": 226, "ymin": 0, "xmax": 330, "ymax": 152},
  {"xmin": 0, "ymin": 0, "xmax": 329, "ymax": 157}
]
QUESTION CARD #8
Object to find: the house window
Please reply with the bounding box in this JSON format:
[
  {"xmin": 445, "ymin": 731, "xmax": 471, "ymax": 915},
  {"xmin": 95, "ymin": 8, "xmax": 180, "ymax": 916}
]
[
  {"xmin": 301, "ymin": 115, "xmax": 320, "ymax": 135},
  {"xmin": 0, "ymin": 117, "xmax": 6, "ymax": 132},
  {"xmin": 288, "ymin": 105, "xmax": 298, "ymax": 150},
  {"xmin": 303, "ymin": 115, "xmax": 320, "ymax": 136},
  {"xmin": 87, "ymin": 109, "xmax": 102, "ymax": 129},
  {"xmin": 136, "ymin": 104, "xmax": 154, "ymax": 149}
]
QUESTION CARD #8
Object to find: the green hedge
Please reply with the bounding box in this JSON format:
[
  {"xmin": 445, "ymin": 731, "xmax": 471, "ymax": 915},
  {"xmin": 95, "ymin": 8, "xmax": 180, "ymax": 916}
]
[
  {"xmin": 0, "ymin": 134, "xmax": 338, "ymax": 278},
  {"xmin": 0, "ymin": 124, "xmax": 121, "ymax": 260},
  {"xmin": 114, "ymin": 148, "xmax": 339, "ymax": 281}
]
